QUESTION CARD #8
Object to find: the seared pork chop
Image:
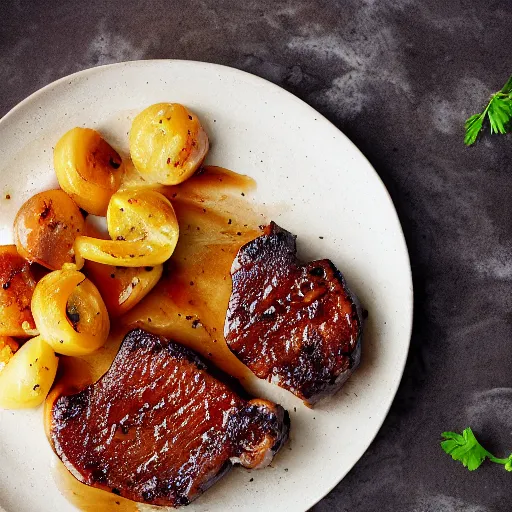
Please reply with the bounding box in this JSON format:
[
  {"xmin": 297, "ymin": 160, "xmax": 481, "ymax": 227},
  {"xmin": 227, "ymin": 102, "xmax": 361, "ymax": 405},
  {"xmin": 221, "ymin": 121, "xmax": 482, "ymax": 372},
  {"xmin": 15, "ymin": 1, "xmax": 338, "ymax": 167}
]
[
  {"xmin": 225, "ymin": 222, "xmax": 363, "ymax": 405},
  {"xmin": 50, "ymin": 329, "xmax": 289, "ymax": 507}
]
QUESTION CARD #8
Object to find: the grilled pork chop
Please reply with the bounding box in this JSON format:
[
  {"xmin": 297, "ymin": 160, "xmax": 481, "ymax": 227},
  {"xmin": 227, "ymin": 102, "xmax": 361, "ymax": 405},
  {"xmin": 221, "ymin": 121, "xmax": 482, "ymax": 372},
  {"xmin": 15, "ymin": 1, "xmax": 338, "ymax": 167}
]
[
  {"xmin": 225, "ymin": 222, "xmax": 363, "ymax": 405},
  {"xmin": 50, "ymin": 329, "xmax": 289, "ymax": 507}
]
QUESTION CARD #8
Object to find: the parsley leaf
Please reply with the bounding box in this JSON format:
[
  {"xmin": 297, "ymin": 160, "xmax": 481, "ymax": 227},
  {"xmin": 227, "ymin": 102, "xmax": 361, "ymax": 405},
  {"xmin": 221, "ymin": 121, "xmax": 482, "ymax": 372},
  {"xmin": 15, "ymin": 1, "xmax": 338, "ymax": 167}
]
[
  {"xmin": 464, "ymin": 74, "xmax": 512, "ymax": 145},
  {"xmin": 500, "ymin": 75, "xmax": 512, "ymax": 94},
  {"xmin": 464, "ymin": 114, "xmax": 485, "ymax": 146},
  {"xmin": 441, "ymin": 428, "xmax": 490, "ymax": 470},
  {"xmin": 487, "ymin": 96, "xmax": 512, "ymax": 135},
  {"xmin": 441, "ymin": 428, "xmax": 512, "ymax": 472}
]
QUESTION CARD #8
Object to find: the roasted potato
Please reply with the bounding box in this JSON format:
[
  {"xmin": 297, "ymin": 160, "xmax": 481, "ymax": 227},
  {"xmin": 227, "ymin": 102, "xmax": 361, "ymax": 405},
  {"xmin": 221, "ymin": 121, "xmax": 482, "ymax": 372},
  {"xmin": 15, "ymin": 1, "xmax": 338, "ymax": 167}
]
[
  {"xmin": 54, "ymin": 128, "xmax": 124, "ymax": 216},
  {"xmin": 75, "ymin": 189, "xmax": 179, "ymax": 267},
  {"xmin": 0, "ymin": 336, "xmax": 18, "ymax": 372},
  {"xmin": 84, "ymin": 260, "xmax": 163, "ymax": 317},
  {"xmin": 0, "ymin": 336, "xmax": 58, "ymax": 409},
  {"xmin": 31, "ymin": 268, "xmax": 110, "ymax": 356},
  {"xmin": 0, "ymin": 245, "xmax": 37, "ymax": 336},
  {"xmin": 129, "ymin": 103, "xmax": 209, "ymax": 185},
  {"xmin": 14, "ymin": 189, "xmax": 85, "ymax": 270}
]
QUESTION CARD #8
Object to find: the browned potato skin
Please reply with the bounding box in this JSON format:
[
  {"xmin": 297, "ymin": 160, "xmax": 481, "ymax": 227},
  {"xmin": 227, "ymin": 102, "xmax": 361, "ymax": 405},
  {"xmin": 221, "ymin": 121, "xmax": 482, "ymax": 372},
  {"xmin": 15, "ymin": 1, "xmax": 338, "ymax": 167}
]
[
  {"xmin": 0, "ymin": 245, "xmax": 36, "ymax": 336},
  {"xmin": 31, "ymin": 269, "xmax": 109, "ymax": 356},
  {"xmin": 0, "ymin": 336, "xmax": 18, "ymax": 372},
  {"xmin": 84, "ymin": 260, "xmax": 163, "ymax": 317},
  {"xmin": 14, "ymin": 190, "xmax": 85, "ymax": 270},
  {"xmin": 75, "ymin": 189, "xmax": 179, "ymax": 267},
  {"xmin": 54, "ymin": 128, "xmax": 124, "ymax": 216},
  {"xmin": 129, "ymin": 103, "xmax": 209, "ymax": 185}
]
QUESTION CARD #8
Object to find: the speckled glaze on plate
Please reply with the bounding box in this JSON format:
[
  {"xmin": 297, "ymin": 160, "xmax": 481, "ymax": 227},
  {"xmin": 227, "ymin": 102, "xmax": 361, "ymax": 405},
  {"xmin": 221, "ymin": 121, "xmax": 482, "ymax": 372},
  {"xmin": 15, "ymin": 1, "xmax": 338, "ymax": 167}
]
[{"xmin": 0, "ymin": 60, "xmax": 412, "ymax": 512}]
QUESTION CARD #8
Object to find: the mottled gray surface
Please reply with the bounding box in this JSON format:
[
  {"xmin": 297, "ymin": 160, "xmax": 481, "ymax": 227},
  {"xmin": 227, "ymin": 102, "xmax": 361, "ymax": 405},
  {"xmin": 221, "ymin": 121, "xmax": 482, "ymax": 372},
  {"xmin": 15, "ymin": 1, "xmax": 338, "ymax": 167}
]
[{"xmin": 1, "ymin": 0, "xmax": 512, "ymax": 510}]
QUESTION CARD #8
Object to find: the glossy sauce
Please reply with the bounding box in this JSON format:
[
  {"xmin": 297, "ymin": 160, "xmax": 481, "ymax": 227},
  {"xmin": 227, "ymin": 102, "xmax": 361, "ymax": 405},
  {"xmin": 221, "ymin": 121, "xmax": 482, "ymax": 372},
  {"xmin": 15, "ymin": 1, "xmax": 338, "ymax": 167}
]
[
  {"xmin": 46, "ymin": 166, "xmax": 266, "ymax": 510},
  {"xmin": 50, "ymin": 330, "xmax": 288, "ymax": 507},
  {"xmin": 52, "ymin": 458, "xmax": 139, "ymax": 512},
  {"xmin": 121, "ymin": 166, "xmax": 264, "ymax": 382},
  {"xmin": 0, "ymin": 245, "xmax": 37, "ymax": 336},
  {"xmin": 46, "ymin": 356, "xmax": 140, "ymax": 512}
]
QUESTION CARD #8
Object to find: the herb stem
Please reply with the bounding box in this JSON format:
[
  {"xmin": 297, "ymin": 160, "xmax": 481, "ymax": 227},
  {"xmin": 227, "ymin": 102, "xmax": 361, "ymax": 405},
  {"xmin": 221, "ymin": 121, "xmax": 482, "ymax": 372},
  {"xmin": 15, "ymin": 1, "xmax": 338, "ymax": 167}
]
[
  {"xmin": 464, "ymin": 73, "xmax": 512, "ymax": 145},
  {"xmin": 488, "ymin": 455, "xmax": 510, "ymax": 465}
]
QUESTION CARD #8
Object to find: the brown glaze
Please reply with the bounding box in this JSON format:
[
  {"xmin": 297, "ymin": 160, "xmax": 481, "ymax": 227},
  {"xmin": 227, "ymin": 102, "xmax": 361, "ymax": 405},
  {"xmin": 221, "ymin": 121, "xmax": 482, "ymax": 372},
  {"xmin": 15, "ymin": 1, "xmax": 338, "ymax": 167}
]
[
  {"xmin": 13, "ymin": 189, "xmax": 85, "ymax": 270},
  {"xmin": 84, "ymin": 260, "xmax": 163, "ymax": 318},
  {"xmin": 50, "ymin": 329, "xmax": 289, "ymax": 508},
  {"xmin": 46, "ymin": 166, "xmax": 272, "ymax": 510},
  {"xmin": 52, "ymin": 458, "xmax": 138, "ymax": 512},
  {"xmin": 225, "ymin": 222, "xmax": 363, "ymax": 405},
  {"xmin": 122, "ymin": 166, "xmax": 265, "ymax": 381},
  {"xmin": 0, "ymin": 245, "xmax": 36, "ymax": 336},
  {"xmin": 45, "ymin": 356, "xmax": 94, "ymax": 441}
]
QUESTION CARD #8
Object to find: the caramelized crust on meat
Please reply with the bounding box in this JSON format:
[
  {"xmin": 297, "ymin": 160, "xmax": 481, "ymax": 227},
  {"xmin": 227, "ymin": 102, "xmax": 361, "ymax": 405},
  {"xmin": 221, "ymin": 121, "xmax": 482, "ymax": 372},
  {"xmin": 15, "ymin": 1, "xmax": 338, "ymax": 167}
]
[
  {"xmin": 50, "ymin": 329, "xmax": 289, "ymax": 507},
  {"xmin": 224, "ymin": 222, "xmax": 363, "ymax": 405}
]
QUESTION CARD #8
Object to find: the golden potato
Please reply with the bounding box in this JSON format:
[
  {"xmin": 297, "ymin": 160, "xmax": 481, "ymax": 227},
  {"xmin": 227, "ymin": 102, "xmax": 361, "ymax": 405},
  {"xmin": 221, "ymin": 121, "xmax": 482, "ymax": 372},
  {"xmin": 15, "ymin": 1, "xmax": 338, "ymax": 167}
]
[
  {"xmin": 14, "ymin": 189, "xmax": 85, "ymax": 270},
  {"xmin": 31, "ymin": 268, "xmax": 110, "ymax": 356},
  {"xmin": 129, "ymin": 103, "xmax": 209, "ymax": 185},
  {"xmin": 75, "ymin": 189, "xmax": 179, "ymax": 267},
  {"xmin": 0, "ymin": 336, "xmax": 18, "ymax": 372},
  {"xmin": 54, "ymin": 128, "xmax": 124, "ymax": 216},
  {"xmin": 84, "ymin": 260, "xmax": 163, "ymax": 317},
  {"xmin": 0, "ymin": 245, "xmax": 37, "ymax": 336},
  {"xmin": 0, "ymin": 336, "xmax": 58, "ymax": 409}
]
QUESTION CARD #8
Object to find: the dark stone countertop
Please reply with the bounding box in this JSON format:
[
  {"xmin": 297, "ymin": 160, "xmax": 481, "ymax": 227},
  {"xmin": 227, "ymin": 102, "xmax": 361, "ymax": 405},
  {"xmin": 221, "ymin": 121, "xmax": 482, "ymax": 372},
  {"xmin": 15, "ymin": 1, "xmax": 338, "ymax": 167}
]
[{"xmin": 1, "ymin": 1, "xmax": 511, "ymax": 510}]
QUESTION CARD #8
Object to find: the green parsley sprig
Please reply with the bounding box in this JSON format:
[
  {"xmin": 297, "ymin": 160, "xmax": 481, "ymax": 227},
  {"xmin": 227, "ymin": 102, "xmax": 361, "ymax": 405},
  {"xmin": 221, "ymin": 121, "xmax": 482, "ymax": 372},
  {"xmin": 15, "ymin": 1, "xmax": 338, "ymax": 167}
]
[
  {"xmin": 465, "ymin": 75, "xmax": 512, "ymax": 145},
  {"xmin": 441, "ymin": 427, "xmax": 512, "ymax": 471}
]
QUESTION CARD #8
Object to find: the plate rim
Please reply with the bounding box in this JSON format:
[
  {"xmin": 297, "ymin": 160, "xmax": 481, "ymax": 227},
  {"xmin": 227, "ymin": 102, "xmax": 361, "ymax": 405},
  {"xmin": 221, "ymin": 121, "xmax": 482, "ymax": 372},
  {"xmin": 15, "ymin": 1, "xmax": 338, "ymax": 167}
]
[{"xmin": 0, "ymin": 59, "xmax": 413, "ymax": 510}]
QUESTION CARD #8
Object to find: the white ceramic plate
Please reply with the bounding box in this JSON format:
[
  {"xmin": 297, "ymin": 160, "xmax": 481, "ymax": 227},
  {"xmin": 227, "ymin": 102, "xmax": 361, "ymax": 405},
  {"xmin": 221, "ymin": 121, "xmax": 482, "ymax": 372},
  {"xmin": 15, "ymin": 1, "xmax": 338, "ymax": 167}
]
[{"xmin": 0, "ymin": 60, "xmax": 412, "ymax": 512}]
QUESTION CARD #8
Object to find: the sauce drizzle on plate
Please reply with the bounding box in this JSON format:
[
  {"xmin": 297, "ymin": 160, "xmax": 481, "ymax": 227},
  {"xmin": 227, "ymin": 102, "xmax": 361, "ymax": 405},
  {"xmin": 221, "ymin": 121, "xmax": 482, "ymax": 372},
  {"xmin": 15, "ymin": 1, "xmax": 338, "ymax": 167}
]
[{"xmin": 45, "ymin": 166, "xmax": 266, "ymax": 510}]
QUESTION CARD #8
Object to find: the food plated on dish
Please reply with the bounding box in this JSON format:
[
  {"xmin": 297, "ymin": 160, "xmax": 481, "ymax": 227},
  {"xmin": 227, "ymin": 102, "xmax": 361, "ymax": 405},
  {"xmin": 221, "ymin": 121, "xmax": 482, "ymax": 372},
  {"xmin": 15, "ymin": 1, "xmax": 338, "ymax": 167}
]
[
  {"xmin": 0, "ymin": 102, "xmax": 364, "ymax": 508},
  {"xmin": 0, "ymin": 60, "xmax": 413, "ymax": 512}
]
